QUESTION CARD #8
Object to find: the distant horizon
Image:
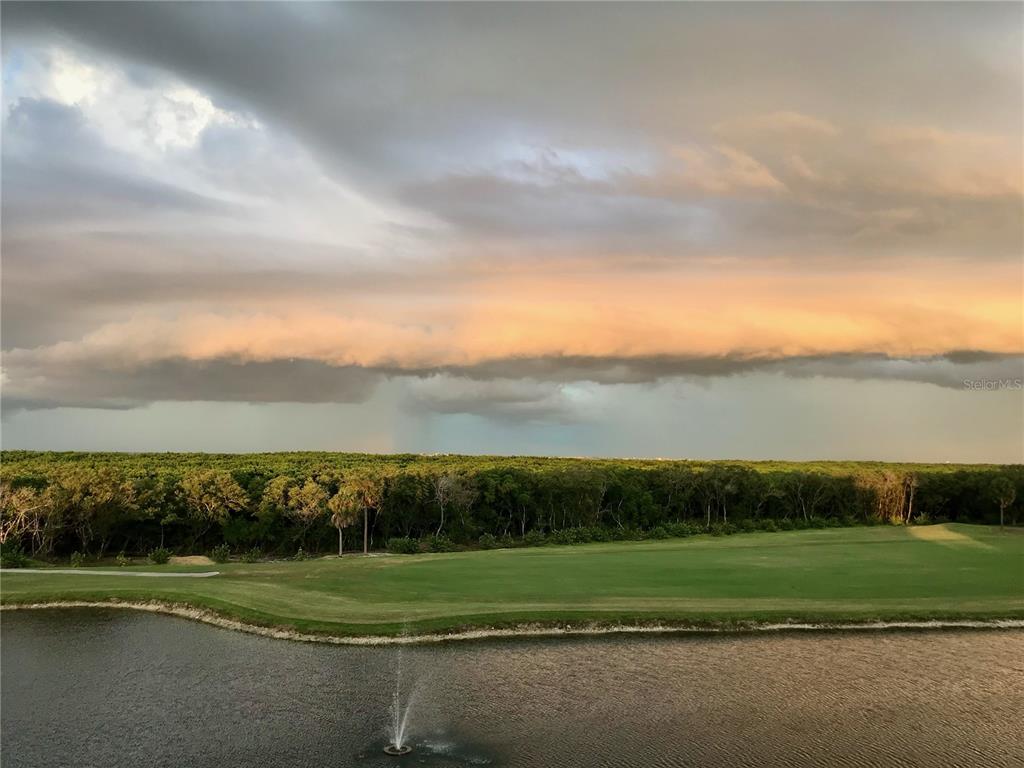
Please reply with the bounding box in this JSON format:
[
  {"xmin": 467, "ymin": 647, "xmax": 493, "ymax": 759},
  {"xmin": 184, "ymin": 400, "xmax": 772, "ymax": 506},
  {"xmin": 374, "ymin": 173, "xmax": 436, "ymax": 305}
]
[{"xmin": 0, "ymin": 444, "xmax": 1015, "ymax": 468}]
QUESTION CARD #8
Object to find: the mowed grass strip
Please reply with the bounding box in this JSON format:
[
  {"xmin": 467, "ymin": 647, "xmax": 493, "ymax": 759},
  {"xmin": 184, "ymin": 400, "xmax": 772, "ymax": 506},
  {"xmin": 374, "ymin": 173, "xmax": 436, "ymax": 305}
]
[{"xmin": 2, "ymin": 524, "xmax": 1021, "ymax": 636}]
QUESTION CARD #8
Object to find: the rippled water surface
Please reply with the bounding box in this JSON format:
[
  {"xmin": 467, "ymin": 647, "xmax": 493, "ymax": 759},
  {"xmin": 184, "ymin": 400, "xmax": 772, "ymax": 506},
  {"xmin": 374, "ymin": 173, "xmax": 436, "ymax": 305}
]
[{"xmin": 2, "ymin": 610, "xmax": 1022, "ymax": 767}]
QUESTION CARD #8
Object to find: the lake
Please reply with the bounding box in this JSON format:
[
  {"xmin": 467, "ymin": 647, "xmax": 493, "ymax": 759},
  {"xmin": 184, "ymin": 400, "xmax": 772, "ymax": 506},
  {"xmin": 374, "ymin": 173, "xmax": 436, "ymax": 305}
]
[{"xmin": 1, "ymin": 610, "xmax": 1021, "ymax": 767}]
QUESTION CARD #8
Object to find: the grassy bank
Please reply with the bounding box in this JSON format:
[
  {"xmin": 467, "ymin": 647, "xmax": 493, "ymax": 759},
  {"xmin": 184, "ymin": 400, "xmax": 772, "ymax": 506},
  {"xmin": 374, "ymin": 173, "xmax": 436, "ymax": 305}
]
[{"xmin": 2, "ymin": 524, "xmax": 1021, "ymax": 638}]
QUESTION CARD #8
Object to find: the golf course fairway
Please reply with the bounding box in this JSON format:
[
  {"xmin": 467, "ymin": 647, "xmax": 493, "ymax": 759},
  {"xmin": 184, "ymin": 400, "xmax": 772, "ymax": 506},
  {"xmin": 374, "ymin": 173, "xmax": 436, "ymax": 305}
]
[{"xmin": 2, "ymin": 524, "xmax": 1021, "ymax": 639}]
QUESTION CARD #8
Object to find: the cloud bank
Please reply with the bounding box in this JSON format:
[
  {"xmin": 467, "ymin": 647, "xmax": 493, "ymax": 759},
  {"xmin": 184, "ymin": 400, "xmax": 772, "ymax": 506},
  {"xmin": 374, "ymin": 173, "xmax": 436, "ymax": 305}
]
[{"xmin": 1, "ymin": 3, "xmax": 1021, "ymax": 439}]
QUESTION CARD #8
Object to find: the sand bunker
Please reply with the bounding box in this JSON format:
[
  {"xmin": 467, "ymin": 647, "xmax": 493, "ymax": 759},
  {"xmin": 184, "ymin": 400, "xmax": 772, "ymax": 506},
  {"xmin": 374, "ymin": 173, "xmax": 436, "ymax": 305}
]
[
  {"xmin": 909, "ymin": 525, "xmax": 993, "ymax": 549},
  {"xmin": 169, "ymin": 555, "xmax": 216, "ymax": 565}
]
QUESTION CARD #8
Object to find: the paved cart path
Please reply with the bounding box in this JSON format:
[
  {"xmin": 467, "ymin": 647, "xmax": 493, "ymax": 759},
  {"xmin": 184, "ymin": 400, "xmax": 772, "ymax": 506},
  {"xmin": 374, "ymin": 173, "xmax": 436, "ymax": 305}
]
[{"xmin": 0, "ymin": 569, "xmax": 220, "ymax": 578}]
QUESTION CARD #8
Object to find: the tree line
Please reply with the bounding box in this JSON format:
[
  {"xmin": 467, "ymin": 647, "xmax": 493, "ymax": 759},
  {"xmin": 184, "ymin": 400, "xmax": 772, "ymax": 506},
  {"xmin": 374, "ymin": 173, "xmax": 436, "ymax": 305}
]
[{"xmin": 1, "ymin": 452, "xmax": 1019, "ymax": 559}]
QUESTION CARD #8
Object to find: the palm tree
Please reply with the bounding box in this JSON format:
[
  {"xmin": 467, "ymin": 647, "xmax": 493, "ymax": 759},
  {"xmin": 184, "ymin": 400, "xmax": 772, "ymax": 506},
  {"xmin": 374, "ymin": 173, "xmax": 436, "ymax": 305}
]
[
  {"xmin": 327, "ymin": 488, "xmax": 360, "ymax": 556},
  {"xmin": 346, "ymin": 469, "xmax": 391, "ymax": 554}
]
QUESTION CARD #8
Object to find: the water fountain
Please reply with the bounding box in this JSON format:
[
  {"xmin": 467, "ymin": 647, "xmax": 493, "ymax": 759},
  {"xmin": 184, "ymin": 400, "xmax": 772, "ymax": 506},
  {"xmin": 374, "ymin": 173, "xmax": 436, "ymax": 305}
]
[{"xmin": 384, "ymin": 646, "xmax": 415, "ymax": 756}]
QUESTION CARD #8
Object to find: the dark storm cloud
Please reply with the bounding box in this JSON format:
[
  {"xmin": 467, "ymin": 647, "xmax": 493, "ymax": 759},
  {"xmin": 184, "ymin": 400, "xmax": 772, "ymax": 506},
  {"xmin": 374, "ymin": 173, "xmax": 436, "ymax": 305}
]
[
  {"xmin": 5, "ymin": 349, "xmax": 1019, "ymax": 419},
  {"xmin": 8, "ymin": 3, "xmax": 1018, "ymax": 126},
  {"xmin": 1, "ymin": 358, "xmax": 382, "ymax": 413},
  {"xmin": 413, "ymin": 353, "xmax": 1024, "ymax": 421},
  {"xmin": 4, "ymin": 2, "xmax": 1019, "ymax": 185},
  {"xmin": 3, "ymin": 2, "xmax": 1019, "ymax": 259},
  {"xmin": 437, "ymin": 353, "xmax": 1024, "ymax": 391}
]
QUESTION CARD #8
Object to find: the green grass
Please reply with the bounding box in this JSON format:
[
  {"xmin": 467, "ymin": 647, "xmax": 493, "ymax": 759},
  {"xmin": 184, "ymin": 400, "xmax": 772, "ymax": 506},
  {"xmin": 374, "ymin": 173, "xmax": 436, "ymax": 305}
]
[{"xmin": 2, "ymin": 525, "xmax": 1021, "ymax": 637}]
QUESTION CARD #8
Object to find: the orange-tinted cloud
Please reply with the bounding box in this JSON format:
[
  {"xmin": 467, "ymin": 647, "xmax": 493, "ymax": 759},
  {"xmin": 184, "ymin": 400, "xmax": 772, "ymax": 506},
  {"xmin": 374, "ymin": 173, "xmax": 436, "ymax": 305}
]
[{"xmin": 6, "ymin": 257, "xmax": 1020, "ymax": 378}]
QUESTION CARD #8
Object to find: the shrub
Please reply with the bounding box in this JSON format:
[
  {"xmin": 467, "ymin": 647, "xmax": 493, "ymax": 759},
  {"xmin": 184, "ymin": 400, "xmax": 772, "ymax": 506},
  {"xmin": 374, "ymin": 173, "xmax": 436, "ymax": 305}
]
[
  {"xmin": 759, "ymin": 518, "xmax": 779, "ymax": 533},
  {"xmin": 807, "ymin": 516, "xmax": 828, "ymax": 529},
  {"xmin": 839, "ymin": 515, "xmax": 859, "ymax": 528},
  {"xmin": 778, "ymin": 518, "xmax": 796, "ymax": 531},
  {"xmin": 521, "ymin": 530, "xmax": 547, "ymax": 548},
  {"xmin": 549, "ymin": 529, "xmax": 573, "ymax": 545},
  {"xmin": 477, "ymin": 533, "xmax": 499, "ymax": 550},
  {"xmin": 293, "ymin": 547, "xmax": 308, "ymax": 561},
  {"xmin": 424, "ymin": 534, "xmax": 455, "ymax": 553},
  {"xmin": 666, "ymin": 521, "xmax": 702, "ymax": 538},
  {"xmin": 116, "ymin": 552, "xmax": 130, "ymax": 567},
  {"xmin": 210, "ymin": 544, "xmax": 231, "ymax": 563},
  {"xmin": 551, "ymin": 528, "xmax": 597, "ymax": 545},
  {"xmin": 739, "ymin": 519, "xmax": 759, "ymax": 533},
  {"xmin": 0, "ymin": 544, "xmax": 30, "ymax": 569},
  {"xmin": 610, "ymin": 527, "xmax": 643, "ymax": 541},
  {"xmin": 913, "ymin": 512, "xmax": 932, "ymax": 525},
  {"xmin": 665, "ymin": 522, "xmax": 688, "ymax": 538},
  {"xmin": 148, "ymin": 547, "xmax": 171, "ymax": 565},
  {"xmin": 708, "ymin": 522, "xmax": 738, "ymax": 536},
  {"xmin": 387, "ymin": 537, "xmax": 419, "ymax": 554},
  {"xmin": 70, "ymin": 551, "xmax": 86, "ymax": 567},
  {"xmin": 241, "ymin": 547, "xmax": 262, "ymax": 563},
  {"xmin": 647, "ymin": 526, "xmax": 670, "ymax": 540}
]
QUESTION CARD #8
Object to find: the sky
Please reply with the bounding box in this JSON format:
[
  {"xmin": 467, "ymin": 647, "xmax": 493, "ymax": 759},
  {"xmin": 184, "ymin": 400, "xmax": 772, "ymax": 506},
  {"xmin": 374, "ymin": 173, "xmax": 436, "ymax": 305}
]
[{"xmin": 1, "ymin": 2, "xmax": 1022, "ymax": 462}]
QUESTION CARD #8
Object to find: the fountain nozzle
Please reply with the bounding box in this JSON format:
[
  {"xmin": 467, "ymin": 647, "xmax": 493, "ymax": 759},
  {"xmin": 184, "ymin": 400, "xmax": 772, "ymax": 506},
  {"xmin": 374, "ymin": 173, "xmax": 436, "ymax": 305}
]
[{"xmin": 384, "ymin": 744, "xmax": 412, "ymax": 756}]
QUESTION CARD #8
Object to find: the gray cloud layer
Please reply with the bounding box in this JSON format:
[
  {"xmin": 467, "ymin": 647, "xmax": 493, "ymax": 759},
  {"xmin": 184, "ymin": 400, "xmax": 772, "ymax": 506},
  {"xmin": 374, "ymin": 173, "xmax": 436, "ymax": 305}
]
[{"xmin": 5, "ymin": 350, "xmax": 1021, "ymax": 421}]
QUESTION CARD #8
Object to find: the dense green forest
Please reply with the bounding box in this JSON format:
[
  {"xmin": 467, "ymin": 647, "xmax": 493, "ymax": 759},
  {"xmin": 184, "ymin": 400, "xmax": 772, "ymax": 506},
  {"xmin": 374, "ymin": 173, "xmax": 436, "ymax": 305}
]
[{"xmin": 1, "ymin": 451, "xmax": 1020, "ymax": 560}]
